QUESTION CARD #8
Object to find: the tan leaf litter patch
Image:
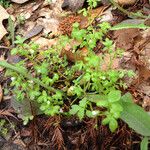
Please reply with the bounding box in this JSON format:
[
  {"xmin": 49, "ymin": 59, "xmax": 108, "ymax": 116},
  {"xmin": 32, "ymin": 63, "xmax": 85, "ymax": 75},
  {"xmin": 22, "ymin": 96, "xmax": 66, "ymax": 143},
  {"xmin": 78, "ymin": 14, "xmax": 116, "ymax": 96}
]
[
  {"xmin": 0, "ymin": 5, "xmax": 9, "ymax": 40},
  {"xmin": 114, "ymin": 28, "xmax": 140, "ymax": 51}
]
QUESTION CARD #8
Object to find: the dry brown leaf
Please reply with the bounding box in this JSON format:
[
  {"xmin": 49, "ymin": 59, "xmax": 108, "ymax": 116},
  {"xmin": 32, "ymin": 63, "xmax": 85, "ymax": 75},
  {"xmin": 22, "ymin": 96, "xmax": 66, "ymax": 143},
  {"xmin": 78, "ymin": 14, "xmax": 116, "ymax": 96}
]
[
  {"xmin": 0, "ymin": 5, "xmax": 9, "ymax": 40},
  {"xmin": 32, "ymin": 37, "xmax": 57, "ymax": 49},
  {"xmin": 114, "ymin": 28, "xmax": 140, "ymax": 51},
  {"xmin": 80, "ymin": 6, "xmax": 108, "ymax": 28},
  {"xmin": 37, "ymin": 18, "xmax": 60, "ymax": 36},
  {"xmin": 0, "ymin": 85, "xmax": 3, "ymax": 103},
  {"xmin": 114, "ymin": 0, "xmax": 136, "ymax": 5},
  {"xmin": 100, "ymin": 54, "xmax": 120, "ymax": 71}
]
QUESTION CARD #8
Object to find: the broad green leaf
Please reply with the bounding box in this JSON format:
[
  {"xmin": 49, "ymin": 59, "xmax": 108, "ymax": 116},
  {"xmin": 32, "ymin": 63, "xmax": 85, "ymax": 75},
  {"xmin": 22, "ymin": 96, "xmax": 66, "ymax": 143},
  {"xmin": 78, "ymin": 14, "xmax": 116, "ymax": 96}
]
[
  {"xmin": 121, "ymin": 93, "xmax": 133, "ymax": 103},
  {"xmin": 121, "ymin": 102, "xmax": 150, "ymax": 136},
  {"xmin": 140, "ymin": 137, "xmax": 149, "ymax": 150},
  {"xmin": 111, "ymin": 23, "xmax": 150, "ymax": 30},
  {"xmin": 108, "ymin": 90, "xmax": 121, "ymax": 103},
  {"xmin": 102, "ymin": 117, "xmax": 111, "ymax": 125}
]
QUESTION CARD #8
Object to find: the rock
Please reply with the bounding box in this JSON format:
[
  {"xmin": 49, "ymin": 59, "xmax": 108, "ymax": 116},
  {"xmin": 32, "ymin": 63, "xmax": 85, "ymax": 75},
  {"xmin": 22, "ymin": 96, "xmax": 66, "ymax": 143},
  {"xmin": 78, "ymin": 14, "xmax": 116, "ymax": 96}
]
[
  {"xmin": 62, "ymin": 0, "xmax": 85, "ymax": 11},
  {"xmin": 10, "ymin": 0, "xmax": 29, "ymax": 4}
]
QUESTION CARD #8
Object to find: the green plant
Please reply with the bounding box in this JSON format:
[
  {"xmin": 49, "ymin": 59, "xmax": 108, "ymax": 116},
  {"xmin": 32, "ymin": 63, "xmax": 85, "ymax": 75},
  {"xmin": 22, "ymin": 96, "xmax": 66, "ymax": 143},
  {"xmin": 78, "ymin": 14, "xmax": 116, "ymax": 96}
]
[
  {"xmin": 0, "ymin": 0, "xmax": 11, "ymax": 8},
  {"xmin": 0, "ymin": 119, "xmax": 8, "ymax": 137},
  {"xmin": 79, "ymin": 0, "xmax": 101, "ymax": 17},
  {"xmin": 141, "ymin": 137, "xmax": 149, "ymax": 150},
  {"xmin": 1, "ymin": 21, "xmax": 150, "ymax": 135},
  {"xmin": 0, "ymin": 22, "xmax": 132, "ymax": 132},
  {"xmin": 87, "ymin": 0, "xmax": 101, "ymax": 9},
  {"xmin": 17, "ymin": 14, "xmax": 26, "ymax": 25}
]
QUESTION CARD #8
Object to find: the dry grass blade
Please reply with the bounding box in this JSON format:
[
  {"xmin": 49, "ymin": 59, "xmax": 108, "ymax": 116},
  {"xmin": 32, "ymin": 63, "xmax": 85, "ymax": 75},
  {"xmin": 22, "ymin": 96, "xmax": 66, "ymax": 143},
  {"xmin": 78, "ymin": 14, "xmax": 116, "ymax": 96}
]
[
  {"xmin": 0, "ymin": 109, "xmax": 17, "ymax": 119},
  {"xmin": 52, "ymin": 126, "xmax": 64, "ymax": 150}
]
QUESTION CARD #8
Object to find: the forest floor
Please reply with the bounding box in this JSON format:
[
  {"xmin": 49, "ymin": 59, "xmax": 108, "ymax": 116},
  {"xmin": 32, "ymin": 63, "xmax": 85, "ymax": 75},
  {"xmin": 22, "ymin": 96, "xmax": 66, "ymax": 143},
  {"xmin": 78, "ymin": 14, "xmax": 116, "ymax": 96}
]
[{"xmin": 0, "ymin": 0, "xmax": 150, "ymax": 149}]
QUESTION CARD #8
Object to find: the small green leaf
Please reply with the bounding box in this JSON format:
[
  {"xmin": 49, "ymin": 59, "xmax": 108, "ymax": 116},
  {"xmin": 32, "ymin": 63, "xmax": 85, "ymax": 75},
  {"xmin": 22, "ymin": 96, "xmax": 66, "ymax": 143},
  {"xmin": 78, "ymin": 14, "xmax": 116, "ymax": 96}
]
[
  {"xmin": 140, "ymin": 137, "xmax": 149, "ymax": 150},
  {"xmin": 108, "ymin": 90, "xmax": 121, "ymax": 103},
  {"xmin": 109, "ymin": 118, "xmax": 118, "ymax": 132},
  {"xmin": 86, "ymin": 110, "xmax": 93, "ymax": 118},
  {"xmin": 77, "ymin": 108, "xmax": 85, "ymax": 120},
  {"xmin": 69, "ymin": 105, "xmax": 80, "ymax": 115},
  {"xmin": 97, "ymin": 100, "xmax": 109, "ymax": 107},
  {"xmin": 102, "ymin": 117, "xmax": 111, "ymax": 125},
  {"xmin": 79, "ymin": 98, "xmax": 87, "ymax": 108},
  {"xmin": 87, "ymin": 94, "xmax": 107, "ymax": 103},
  {"xmin": 121, "ymin": 93, "xmax": 133, "ymax": 103},
  {"xmin": 111, "ymin": 103, "xmax": 123, "ymax": 112}
]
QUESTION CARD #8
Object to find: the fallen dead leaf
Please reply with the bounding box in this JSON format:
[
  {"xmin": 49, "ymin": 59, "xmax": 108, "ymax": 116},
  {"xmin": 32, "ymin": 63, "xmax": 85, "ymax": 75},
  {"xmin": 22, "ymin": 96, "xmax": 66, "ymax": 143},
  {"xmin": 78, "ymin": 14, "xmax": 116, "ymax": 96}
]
[
  {"xmin": 11, "ymin": 0, "xmax": 29, "ymax": 4},
  {"xmin": 114, "ymin": 28, "xmax": 140, "ymax": 51},
  {"xmin": 37, "ymin": 18, "xmax": 60, "ymax": 36},
  {"xmin": 24, "ymin": 25, "xmax": 44, "ymax": 40},
  {"xmin": 61, "ymin": 46, "xmax": 89, "ymax": 62},
  {"xmin": 114, "ymin": 0, "xmax": 136, "ymax": 5},
  {"xmin": 0, "ymin": 5, "xmax": 9, "ymax": 40},
  {"xmin": 80, "ymin": 6, "xmax": 108, "ymax": 28},
  {"xmin": 100, "ymin": 53, "xmax": 120, "ymax": 71},
  {"xmin": 0, "ymin": 85, "xmax": 3, "ymax": 103},
  {"xmin": 32, "ymin": 37, "xmax": 57, "ymax": 49}
]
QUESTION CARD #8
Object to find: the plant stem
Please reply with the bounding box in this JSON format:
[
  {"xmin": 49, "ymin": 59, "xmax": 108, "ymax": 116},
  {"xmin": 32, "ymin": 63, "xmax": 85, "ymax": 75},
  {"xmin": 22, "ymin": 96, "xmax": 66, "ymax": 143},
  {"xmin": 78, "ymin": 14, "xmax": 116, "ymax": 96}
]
[{"xmin": 0, "ymin": 61, "xmax": 57, "ymax": 93}]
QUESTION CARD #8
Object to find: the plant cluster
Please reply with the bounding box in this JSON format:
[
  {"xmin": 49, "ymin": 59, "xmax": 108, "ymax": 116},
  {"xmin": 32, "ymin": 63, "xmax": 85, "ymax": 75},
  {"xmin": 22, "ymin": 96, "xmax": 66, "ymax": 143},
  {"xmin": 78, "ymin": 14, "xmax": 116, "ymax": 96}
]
[
  {"xmin": 1, "ymin": 22, "xmax": 132, "ymax": 132},
  {"xmin": 1, "ymin": 21, "xmax": 150, "ymax": 137},
  {"xmin": 79, "ymin": 0, "xmax": 101, "ymax": 17}
]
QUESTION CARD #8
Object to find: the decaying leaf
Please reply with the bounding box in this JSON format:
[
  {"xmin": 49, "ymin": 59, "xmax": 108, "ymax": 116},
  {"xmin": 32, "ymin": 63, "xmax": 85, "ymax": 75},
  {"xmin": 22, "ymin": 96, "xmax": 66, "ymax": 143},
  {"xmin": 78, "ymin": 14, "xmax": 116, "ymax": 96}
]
[
  {"xmin": 11, "ymin": 0, "xmax": 29, "ymax": 4},
  {"xmin": 32, "ymin": 37, "xmax": 57, "ymax": 49},
  {"xmin": 11, "ymin": 96, "xmax": 41, "ymax": 120},
  {"xmin": 0, "ymin": 5, "xmax": 9, "ymax": 40},
  {"xmin": 24, "ymin": 25, "xmax": 44, "ymax": 40},
  {"xmin": 114, "ymin": 28, "xmax": 140, "ymax": 51},
  {"xmin": 114, "ymin": 0, "xmax": 136, "ymax": 5}
]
